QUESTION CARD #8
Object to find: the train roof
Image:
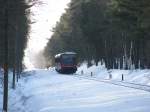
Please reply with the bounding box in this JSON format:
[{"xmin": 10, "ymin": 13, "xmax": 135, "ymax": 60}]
[{"xmin": 55, "ymin": 52, "xmax": 76, "ymax": 58}]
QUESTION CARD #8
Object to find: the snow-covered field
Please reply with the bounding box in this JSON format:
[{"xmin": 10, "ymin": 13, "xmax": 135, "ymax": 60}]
[{"xmin": 0, "ymin": 65, "xmax": 150, "ymax": 112}]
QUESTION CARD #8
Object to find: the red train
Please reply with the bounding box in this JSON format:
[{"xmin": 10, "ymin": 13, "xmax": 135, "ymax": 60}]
[{"xmin": 55, "ymin": 52, "xmax": 77, "ymax": 74}]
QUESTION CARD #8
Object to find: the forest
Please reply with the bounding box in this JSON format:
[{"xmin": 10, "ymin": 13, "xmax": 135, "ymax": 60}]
[
  {"xmin": 44, "ymin": 0, "xmax": 150, "ymax": 69},
  {"xmin": 0, "ymin": 0, "xmax": 31, "ymax": 73},
  {"xmin": 0, "ymin": 0, "xmax": 36, "ymax": 111}
]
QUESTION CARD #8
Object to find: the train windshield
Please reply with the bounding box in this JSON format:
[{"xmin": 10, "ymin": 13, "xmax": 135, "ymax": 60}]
[{"xmin": 61, "ymin": 54, "xmax": 76, "ymax": 65}]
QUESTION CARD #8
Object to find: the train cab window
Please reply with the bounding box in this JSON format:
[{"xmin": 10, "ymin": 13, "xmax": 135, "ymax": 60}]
[{"xmin": 61, "ymin": 55, "xmax": 75, "ymax": 65}]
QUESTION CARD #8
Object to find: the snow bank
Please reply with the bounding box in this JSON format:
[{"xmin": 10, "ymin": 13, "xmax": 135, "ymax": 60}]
[{"xmin": 77, "ymin": 63, "xmax": 150, "ymax": 86}]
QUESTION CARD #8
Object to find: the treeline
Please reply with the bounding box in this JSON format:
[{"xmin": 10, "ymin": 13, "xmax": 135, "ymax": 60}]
[
  {"xmin": 0, "ymin": 0, "xmax": 28, "ymax": 111},
  {"xmin": 44, "ymin": 0, "xmax": 150, "ymax": 69},
  {"xmin": 0, "ymin": 0, "xmax": 33, "ymax": 71},
  {"xmin": 0, "ymin": 0, "xmax": 37, "ymax": 111}
]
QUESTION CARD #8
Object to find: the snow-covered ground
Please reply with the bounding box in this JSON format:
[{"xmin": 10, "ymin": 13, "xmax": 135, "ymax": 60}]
[
  {"xmin": 77, "ymin": 63, "xmax": 150, "ymax": 86},
  {"xmin": 0, "ymin": 65, "xmax": 150, "ymax": 112}
]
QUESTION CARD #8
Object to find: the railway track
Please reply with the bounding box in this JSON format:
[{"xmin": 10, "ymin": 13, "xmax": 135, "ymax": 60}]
[{"xmin": 73, "ymin": 74, "xmax": 150, "ymax": 92}]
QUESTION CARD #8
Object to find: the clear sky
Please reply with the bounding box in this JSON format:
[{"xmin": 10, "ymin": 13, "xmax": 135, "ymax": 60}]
[{"xmin": 24, "ymin": 0, "xmax": 71, "ymax": 68}]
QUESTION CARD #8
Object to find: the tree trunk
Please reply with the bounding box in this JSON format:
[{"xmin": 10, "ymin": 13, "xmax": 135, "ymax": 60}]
[
  {"xmin": 3, "ymin": 3, "xmax": 8, "ymax": 112},
  {"xmin": 12, "ymin": 65, "xmax": 15, "ymax": 89}
]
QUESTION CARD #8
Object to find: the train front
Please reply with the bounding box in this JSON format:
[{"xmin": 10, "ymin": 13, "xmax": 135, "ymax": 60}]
[{"xmin": 55, "ymin": 52, "xmax": 77, "ymax": 74}]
